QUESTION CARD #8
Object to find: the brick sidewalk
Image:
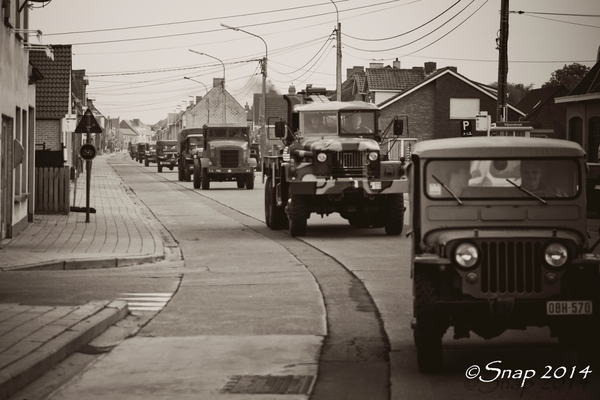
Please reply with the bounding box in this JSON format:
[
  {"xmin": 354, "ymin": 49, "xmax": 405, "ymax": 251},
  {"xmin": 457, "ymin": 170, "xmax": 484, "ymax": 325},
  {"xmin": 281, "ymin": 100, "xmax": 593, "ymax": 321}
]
[{"xmin": 0, "ymin": 153, "xmax": 166, "ymax": 271}]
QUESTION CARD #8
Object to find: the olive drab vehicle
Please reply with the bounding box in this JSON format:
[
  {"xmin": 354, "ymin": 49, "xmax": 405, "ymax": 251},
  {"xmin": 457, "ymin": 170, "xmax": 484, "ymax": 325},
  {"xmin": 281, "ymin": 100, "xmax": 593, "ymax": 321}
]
[
  {"xmin": 194, "ymin": 123, "xmax": 256, "ymax": 190},
  {"xmin": 409, "ymin": 137, "xmax": 600, "ymax": 373},
  {"xmin": 261, "ymin": 87, "xmax": 408, "ymax": 237},
  {"xmin": 156, "ymin": 140, "xmax": 179, "ymax": 173},
  {"xmin": 136, "ymin": 142, "xmax": 146, "ymax": 163},
  {"xmin": 178, "ymin": 128, "xmax": 204, "ymax": 182},
  {"xmin": 143, "ymin": 141, "xmax": 157, "ymax": 167}
]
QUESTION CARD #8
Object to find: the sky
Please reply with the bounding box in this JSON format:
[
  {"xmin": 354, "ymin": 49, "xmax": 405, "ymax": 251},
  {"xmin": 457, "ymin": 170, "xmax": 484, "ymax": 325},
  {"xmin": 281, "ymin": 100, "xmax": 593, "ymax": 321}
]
[{"xmin": 29, "ymin": 0, "xmax": 600, "ymax": 126}]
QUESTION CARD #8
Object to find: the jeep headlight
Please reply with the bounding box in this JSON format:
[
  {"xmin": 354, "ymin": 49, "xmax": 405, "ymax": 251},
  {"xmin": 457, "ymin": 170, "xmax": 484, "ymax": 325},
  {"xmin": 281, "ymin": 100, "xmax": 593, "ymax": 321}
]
[
  {"xmin": 368, "ymin": 152, "xmax": 378, "ymax": 161},
  {"xmin": 543, "ymin": 242, "xmax": 568, "ymax": 268},
  {"xmin": 317, "ymin": 153, "xmax": 327, "ymax": 162},
  {"xmin": 454, "ymin": 242, "xmax": 479, "ymax": 269}
]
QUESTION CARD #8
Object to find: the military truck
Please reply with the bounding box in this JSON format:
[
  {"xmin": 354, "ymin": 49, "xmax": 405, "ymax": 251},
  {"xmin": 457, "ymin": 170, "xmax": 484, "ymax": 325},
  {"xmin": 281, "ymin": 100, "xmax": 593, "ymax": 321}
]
[
  {"xmin": 156, "ymin": 140, "xmax": 179, "ymax": 173},
  {"xmin": 143, "ymin": 141, "xmax": 157, "ymax": 167},
  {"xmin": 193, "ymin": 123, "xmax": 256, "ymax": 190},
  {"xmin": 262, "ymin": 88, "xmax": 408, "ymax": 237},
  {"xmin": 178, "ymin": 128, "xmax": 204, "ymax": 182}
]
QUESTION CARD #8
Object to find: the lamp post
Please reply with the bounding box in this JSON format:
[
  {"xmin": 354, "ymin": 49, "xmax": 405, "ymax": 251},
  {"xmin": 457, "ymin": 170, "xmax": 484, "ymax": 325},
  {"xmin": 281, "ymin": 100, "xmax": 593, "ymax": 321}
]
[
  {"xmin": 183, "ymin": 77, "xmax": 208, "ymax": 95},
  {"xmin": 189, "ymin": 49, "xmax": 226, "ymax": 122},
  {"xmin": 331, "ymin": 0, "xmax": 342, "ymax": 101},
  {"xmin": 221, "ymin": 23, "xmax": 268, "ymax": 129}
]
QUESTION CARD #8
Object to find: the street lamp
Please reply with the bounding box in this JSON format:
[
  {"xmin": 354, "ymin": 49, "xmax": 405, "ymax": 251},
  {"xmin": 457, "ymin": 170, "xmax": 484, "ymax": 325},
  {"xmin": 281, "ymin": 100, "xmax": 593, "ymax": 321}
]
[
  {"xmin": 183, "ymin": 77, "xmax": 208, "ymax": 95},
  {"xmin": 221, "ymin": 23, "xmax": 268, "ymax": 128},
  {"xmin": 189, "ymin": 49, "xmax": 227, "ymax": 122},
  {"xmin": 189, "ymin": 49, "xmax": 225, "ymax": 90}
]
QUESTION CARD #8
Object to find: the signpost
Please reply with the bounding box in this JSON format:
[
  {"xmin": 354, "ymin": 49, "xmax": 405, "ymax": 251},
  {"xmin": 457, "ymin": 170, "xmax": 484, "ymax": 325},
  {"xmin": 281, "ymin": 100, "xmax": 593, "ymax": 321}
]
[{"xmin": 74, "ymin": 109, "xmax": 102, "ymax": 222}]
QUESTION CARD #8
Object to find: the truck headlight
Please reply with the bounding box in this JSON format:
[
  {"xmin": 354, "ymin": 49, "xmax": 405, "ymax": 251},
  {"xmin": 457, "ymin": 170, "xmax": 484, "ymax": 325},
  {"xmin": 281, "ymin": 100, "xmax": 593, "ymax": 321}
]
[
  {"xmin": 453, "ymin": 242, "xmax": 479, "ymax": 269},
  {"xmin": 368, "ymin": 152, "xmax": 378, "ymax": 161},
  {"xmin": 543, "ymin": 242, "xmax": 568, "ymax": 268},
  {"xmin": 317, "ymin": 153, "xmax": 327, "ymax": 162}
]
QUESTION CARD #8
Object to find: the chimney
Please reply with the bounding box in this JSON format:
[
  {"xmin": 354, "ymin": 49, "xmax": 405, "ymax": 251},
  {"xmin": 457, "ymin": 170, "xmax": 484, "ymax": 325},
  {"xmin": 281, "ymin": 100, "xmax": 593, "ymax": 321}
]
[
  {"xmin": 133, "ymin": 119, "xmax": 140, "ymax": 126},
  {"xmin": 196, "ymin": 96, "xmax": 202, "ymax": 104},
  {"xmin": 393, "ymin": 58, "xmax": 401, "ymax": 69},
  {"xmin": 369, "ymin": 62, "xmax": 384, "ymax": 69},
  {"xmin": 213, "ymin": 77, "xmax": 224, "ymax": 88},
  {"xmin": 288, "ymin": 83, "xmax": 296, "ymax": 95},
  {"xmin": 347, "ymin": 66, "xmax": 364, "ymax": 80},
  {"xmin": 424, "ymin": 62, "xmax": 437, "ymax": 75}
]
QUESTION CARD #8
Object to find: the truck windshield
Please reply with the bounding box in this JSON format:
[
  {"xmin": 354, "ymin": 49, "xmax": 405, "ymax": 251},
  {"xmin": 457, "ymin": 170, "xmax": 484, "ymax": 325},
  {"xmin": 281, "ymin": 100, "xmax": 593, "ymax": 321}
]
[
  {"xmin": 188, "ymin": 137, "xmax": 202, "ymax": 148},
  {"xmin": 340, "ymin": 111, "xmax": 375, "ymax": 136},
  {"xmin": 208, "ymin": 128, "xmax": 248, "ymax": 139},
  {"xmin": 425, "ymin": 158, "xmax": 580, "ymax": 200},
  {"xmin": 301, "ymin": 112, "xmax": 337, "ymax": 136}
]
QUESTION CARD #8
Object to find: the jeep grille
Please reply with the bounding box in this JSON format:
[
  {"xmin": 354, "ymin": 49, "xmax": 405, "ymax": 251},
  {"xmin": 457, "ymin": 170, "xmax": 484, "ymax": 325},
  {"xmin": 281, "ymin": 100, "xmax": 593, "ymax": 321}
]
[
  {"xmin": 480, "ymin": 241, "xmax": 543, "ymax": 294},
  {"xmin": 220, "ymin": 150, "xmax": 239, "ymax": 168},
  {"xmin": 331, "ymin": 151, "xmax": 365, "ymax": 177}
]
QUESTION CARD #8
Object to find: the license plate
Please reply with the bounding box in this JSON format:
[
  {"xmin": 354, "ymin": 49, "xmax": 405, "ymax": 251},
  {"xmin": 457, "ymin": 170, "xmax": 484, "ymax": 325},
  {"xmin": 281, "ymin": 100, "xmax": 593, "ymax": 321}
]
[
  {"xmin": 546, "ymin": 301, "xmax": 592, "ymax": 315},
  {"xmin": 595, "ymin": 184, "xmax": 600, "ymax": 190},
  {"xmin": 370, "ymin": 181, "xmax": 382, "ymax": 190}
]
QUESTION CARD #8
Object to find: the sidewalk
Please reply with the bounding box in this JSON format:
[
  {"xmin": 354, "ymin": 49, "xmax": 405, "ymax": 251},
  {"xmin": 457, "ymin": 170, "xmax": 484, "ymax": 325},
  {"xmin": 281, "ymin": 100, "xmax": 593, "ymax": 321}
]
[
  {"xmin": 0, "ymin": 153, "xmax": 173, "ymax": 399},
  {"xmin": 0, "ymin": 153, "xmax": 168, "ymax": 271}
]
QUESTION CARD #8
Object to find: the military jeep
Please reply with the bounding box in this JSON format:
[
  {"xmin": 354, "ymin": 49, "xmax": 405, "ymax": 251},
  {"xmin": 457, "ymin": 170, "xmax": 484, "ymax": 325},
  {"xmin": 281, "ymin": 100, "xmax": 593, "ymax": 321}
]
[
  {"xmin": 156, "ymin": 140, "xmax": 178, "ymax": 173},
  {"xmin": 409, "ymin": 137, "xmax": 600, "ymax": 373}
]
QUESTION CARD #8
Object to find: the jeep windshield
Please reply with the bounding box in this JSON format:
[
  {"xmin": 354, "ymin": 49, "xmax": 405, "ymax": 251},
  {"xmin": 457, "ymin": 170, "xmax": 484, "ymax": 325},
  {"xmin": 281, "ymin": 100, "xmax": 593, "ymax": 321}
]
[
  {"xmin": 207, "ymin": 128, "xmax": 248, "ymax": 139},
  {"xmin": 425, "ymin": 158, "xmax": 580, "ymax": 200}
]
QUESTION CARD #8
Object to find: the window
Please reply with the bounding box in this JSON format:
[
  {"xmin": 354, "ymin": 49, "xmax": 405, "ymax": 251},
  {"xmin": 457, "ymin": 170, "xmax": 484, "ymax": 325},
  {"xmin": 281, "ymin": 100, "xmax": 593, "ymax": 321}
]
[{"xmin": 450, "ymin": 98, "xmax": 480, "ymax": 119}]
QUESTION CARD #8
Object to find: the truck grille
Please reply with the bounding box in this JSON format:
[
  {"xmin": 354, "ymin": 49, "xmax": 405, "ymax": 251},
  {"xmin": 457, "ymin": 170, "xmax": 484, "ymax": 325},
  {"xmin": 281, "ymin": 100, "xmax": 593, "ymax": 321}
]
[
  {"xmin": 480, "ymin": 241, "xmax": 543, "ymax": 294},
  {"xmin": 220, "ymin": 150, "xmax": 239, "ymax": 168},
  {"xmin": 331, "ymin": 151, "xmax": 365, "ymax": 177}
]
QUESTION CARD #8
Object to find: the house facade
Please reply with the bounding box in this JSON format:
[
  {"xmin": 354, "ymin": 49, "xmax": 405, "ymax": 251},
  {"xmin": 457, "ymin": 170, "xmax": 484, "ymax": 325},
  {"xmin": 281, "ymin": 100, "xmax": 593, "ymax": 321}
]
[
  {"xmin": 555, "ymin": 55, "xmax": 600, "ymax": 163},
  {"xmin": 1, "ymin": 0, "xmax": 41, "ymax": 239},
  {"xmin": 516, "ymin": 85, "xmax": 569, "ymax": 139}
]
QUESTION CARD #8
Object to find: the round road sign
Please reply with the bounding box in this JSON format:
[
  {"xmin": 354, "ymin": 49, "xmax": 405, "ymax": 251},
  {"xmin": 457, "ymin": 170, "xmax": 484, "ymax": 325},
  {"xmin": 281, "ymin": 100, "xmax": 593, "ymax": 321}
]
[{"xmin": 80, "ymin": 144, "xmax": 97, "ymax": 160}]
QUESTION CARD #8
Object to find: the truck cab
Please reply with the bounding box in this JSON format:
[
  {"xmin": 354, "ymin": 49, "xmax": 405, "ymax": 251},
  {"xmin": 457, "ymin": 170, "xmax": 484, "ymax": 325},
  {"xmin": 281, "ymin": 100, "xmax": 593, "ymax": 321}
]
[{"xmin": 409, "ymin": 136, "xmax": 600, "ymax": 372}]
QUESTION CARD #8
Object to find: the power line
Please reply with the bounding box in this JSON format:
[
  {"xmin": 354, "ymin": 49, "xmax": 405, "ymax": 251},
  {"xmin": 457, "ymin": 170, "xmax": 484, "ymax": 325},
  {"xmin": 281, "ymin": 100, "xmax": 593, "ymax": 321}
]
[
  {"xmin": 511, "ymin": 11, "xmax": 600, "ymax": 18},
  {"xmin": 519, "ymin": 13, "xmax": 600, "ymax": 29},
  {"xmin": 343, "ymin": 0, "xmax": 461, "ymax": 41}
]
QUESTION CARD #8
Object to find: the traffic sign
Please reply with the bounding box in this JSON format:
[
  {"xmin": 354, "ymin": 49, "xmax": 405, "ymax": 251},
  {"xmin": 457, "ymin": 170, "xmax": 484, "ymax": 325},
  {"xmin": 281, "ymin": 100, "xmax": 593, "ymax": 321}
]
[
  {"xmin": 74, "ymin": 109, "xmax": 103, "ymax": 134},
  {"xmin": 461, "ymin": 120, "xmax": 473, "ymax": 137},
  {"xmin": 80, "ymin": 143, "xmax": 97, "ymax": 160}
]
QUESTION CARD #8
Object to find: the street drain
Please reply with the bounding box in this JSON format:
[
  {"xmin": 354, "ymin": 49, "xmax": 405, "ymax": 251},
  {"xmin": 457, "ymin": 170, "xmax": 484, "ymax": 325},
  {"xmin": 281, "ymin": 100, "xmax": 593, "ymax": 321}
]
[{"xmin": 221, "ymin": 375, "xmax": 315, "ymax": 395}]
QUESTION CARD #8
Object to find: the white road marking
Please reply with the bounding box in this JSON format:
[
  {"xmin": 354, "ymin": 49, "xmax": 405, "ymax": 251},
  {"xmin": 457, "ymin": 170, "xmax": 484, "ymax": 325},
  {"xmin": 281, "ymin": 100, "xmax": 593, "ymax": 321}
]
[{"xmin": 117, "ymin": 293, "xmax": 173, "ymax": 313}]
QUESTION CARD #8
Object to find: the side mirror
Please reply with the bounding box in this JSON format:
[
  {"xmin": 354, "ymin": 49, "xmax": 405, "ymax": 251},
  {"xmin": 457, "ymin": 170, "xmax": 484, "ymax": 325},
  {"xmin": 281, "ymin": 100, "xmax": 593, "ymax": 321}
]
[
  {"xmin": 393, "ymin": 119, "xmax": 404, "ymax": 136},
  {"xmin": 274, "ymin": 121, "xmax": 286, "ymax": 138}
]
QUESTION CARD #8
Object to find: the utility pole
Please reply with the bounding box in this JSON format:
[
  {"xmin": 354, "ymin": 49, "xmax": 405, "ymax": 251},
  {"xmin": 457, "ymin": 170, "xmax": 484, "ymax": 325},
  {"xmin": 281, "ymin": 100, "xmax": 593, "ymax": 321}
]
[
  {"xmin": 331, "ymin": 0, "xmax": 342, "ymax": 101},
  {"xmin": 261, "ymin": 56, "xmax": 267, "ymax": 128},
  {"xmin": 496, "ymin": 0, "xmax": 509, "ymax": 122}
]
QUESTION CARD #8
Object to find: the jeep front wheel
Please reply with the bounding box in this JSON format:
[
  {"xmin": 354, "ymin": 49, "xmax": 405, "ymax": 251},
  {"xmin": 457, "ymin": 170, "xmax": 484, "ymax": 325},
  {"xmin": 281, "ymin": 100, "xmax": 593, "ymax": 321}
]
[
  {"xmin": 193, "ymin": 163, "xmax": 201, "ymax": 189},
  {"xmin": 413, "ymin": 270, "xmax": 443, "ymax": 373},
  {"xmin": 289, "ymin": 195, "xmax": 308, "ymax": 237},
  {"xmin": 201, "ymin": 167, "xmax": 210, "ymax": 190},
  {"xmin": 385, "ymin": 194, "xmax": 405, "ymax": 235}
]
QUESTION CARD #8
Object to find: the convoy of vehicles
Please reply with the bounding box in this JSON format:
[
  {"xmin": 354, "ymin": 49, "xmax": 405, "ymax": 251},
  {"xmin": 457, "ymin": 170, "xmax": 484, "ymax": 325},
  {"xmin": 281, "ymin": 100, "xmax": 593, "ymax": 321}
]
[
  {"xmin": 260, "ymin": 88, "xmax": 408, "ymax": 237},
  {"xmin": 156, "ymin": 140, "xmax": 179, "ymax": 173},
  {"xmin": 408, "ymin": 137, "xmax": 599, "ymax": 372},
  {"xmin": 178, "ymin": 128, "xmax": 204, "ymax": 182},
  {"xmin": 194, "ymin": 123, "xmax": 256, "ymax": 190}
]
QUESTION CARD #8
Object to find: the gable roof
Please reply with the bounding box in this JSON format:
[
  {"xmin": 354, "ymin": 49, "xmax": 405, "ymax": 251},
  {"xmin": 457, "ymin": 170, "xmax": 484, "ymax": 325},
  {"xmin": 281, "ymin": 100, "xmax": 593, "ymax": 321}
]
[
  {"xmin": 29, "ymin": 44, "xmax": 72, "ymax": 118},
  {"xmin": 378, "ymin": 67, "xmax": 526, "ymax": 116},
  {"xmin": 516, "ymin": 85, "xmax": 568, "ymax": 116},
  {"xmin": 366, "ymin": 67, "xmax": 425, "ymax": 91}
]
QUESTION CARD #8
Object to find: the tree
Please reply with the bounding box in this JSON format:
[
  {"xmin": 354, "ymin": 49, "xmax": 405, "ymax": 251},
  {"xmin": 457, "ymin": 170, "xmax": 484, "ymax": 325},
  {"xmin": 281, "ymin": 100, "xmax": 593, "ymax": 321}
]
[
  {"xmin": 489, "ymin": 82, "xmax": 534, "ymax": 105},
  {"xmin": 542, "ymin": 63, "xmax": 590, "ymax": 92}
]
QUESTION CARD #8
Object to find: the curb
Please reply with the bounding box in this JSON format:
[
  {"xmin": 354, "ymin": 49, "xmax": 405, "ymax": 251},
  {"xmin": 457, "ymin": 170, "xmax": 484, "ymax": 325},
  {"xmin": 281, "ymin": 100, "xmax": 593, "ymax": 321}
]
[
  {"xmin": 0, "ymin": 300, "xmax": 129, "ymax": 400},
  {"xmin": 1, "ymin": 253, "xmax": 166, "ymax": 272}
]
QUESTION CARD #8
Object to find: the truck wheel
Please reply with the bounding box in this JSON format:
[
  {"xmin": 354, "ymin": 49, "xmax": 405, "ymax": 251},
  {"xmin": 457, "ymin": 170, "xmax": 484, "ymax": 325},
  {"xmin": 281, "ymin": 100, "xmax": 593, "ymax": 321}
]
[
  {"xmin": 193, "ymin": 164, "xmax": 201, "ymax": 189},
  {"xmin": 265, "ymin": 176, "xmax": 286, "ymax": 230},
  {"xmin": 245, "ymin": 173, "xmax": 254, "ymax": 190},
  {"xmin": 145, "ymin": 158, "xmax": 149, "ymax": 167},
  {"xmin": 201, "ymin": 168, "xmax": 210, "ymax": 190},
  {"xmin": 413, "ymin": 271, "xmax": 444, "ymax": 373},
  {"xmin": 237, "ymin": 179, "xmax": 245, "ymax": 189},
  {"xmin": 385, "ymin": 194, "xmax": 405, "ymax": 235},
  {"xmin": 178, "ymin": 164, "xmax": 184, "ymax": 181},
  {"xmin": 289, "ymin": 195, "xmax": 308, "ymax": 237},
  {"xmin": 185, "ymin": 164, "xmax": 192, "ymax": 182},
  {"xmin": 158, "ymin": 164, "xmax": 163, "ymax": 173}
]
